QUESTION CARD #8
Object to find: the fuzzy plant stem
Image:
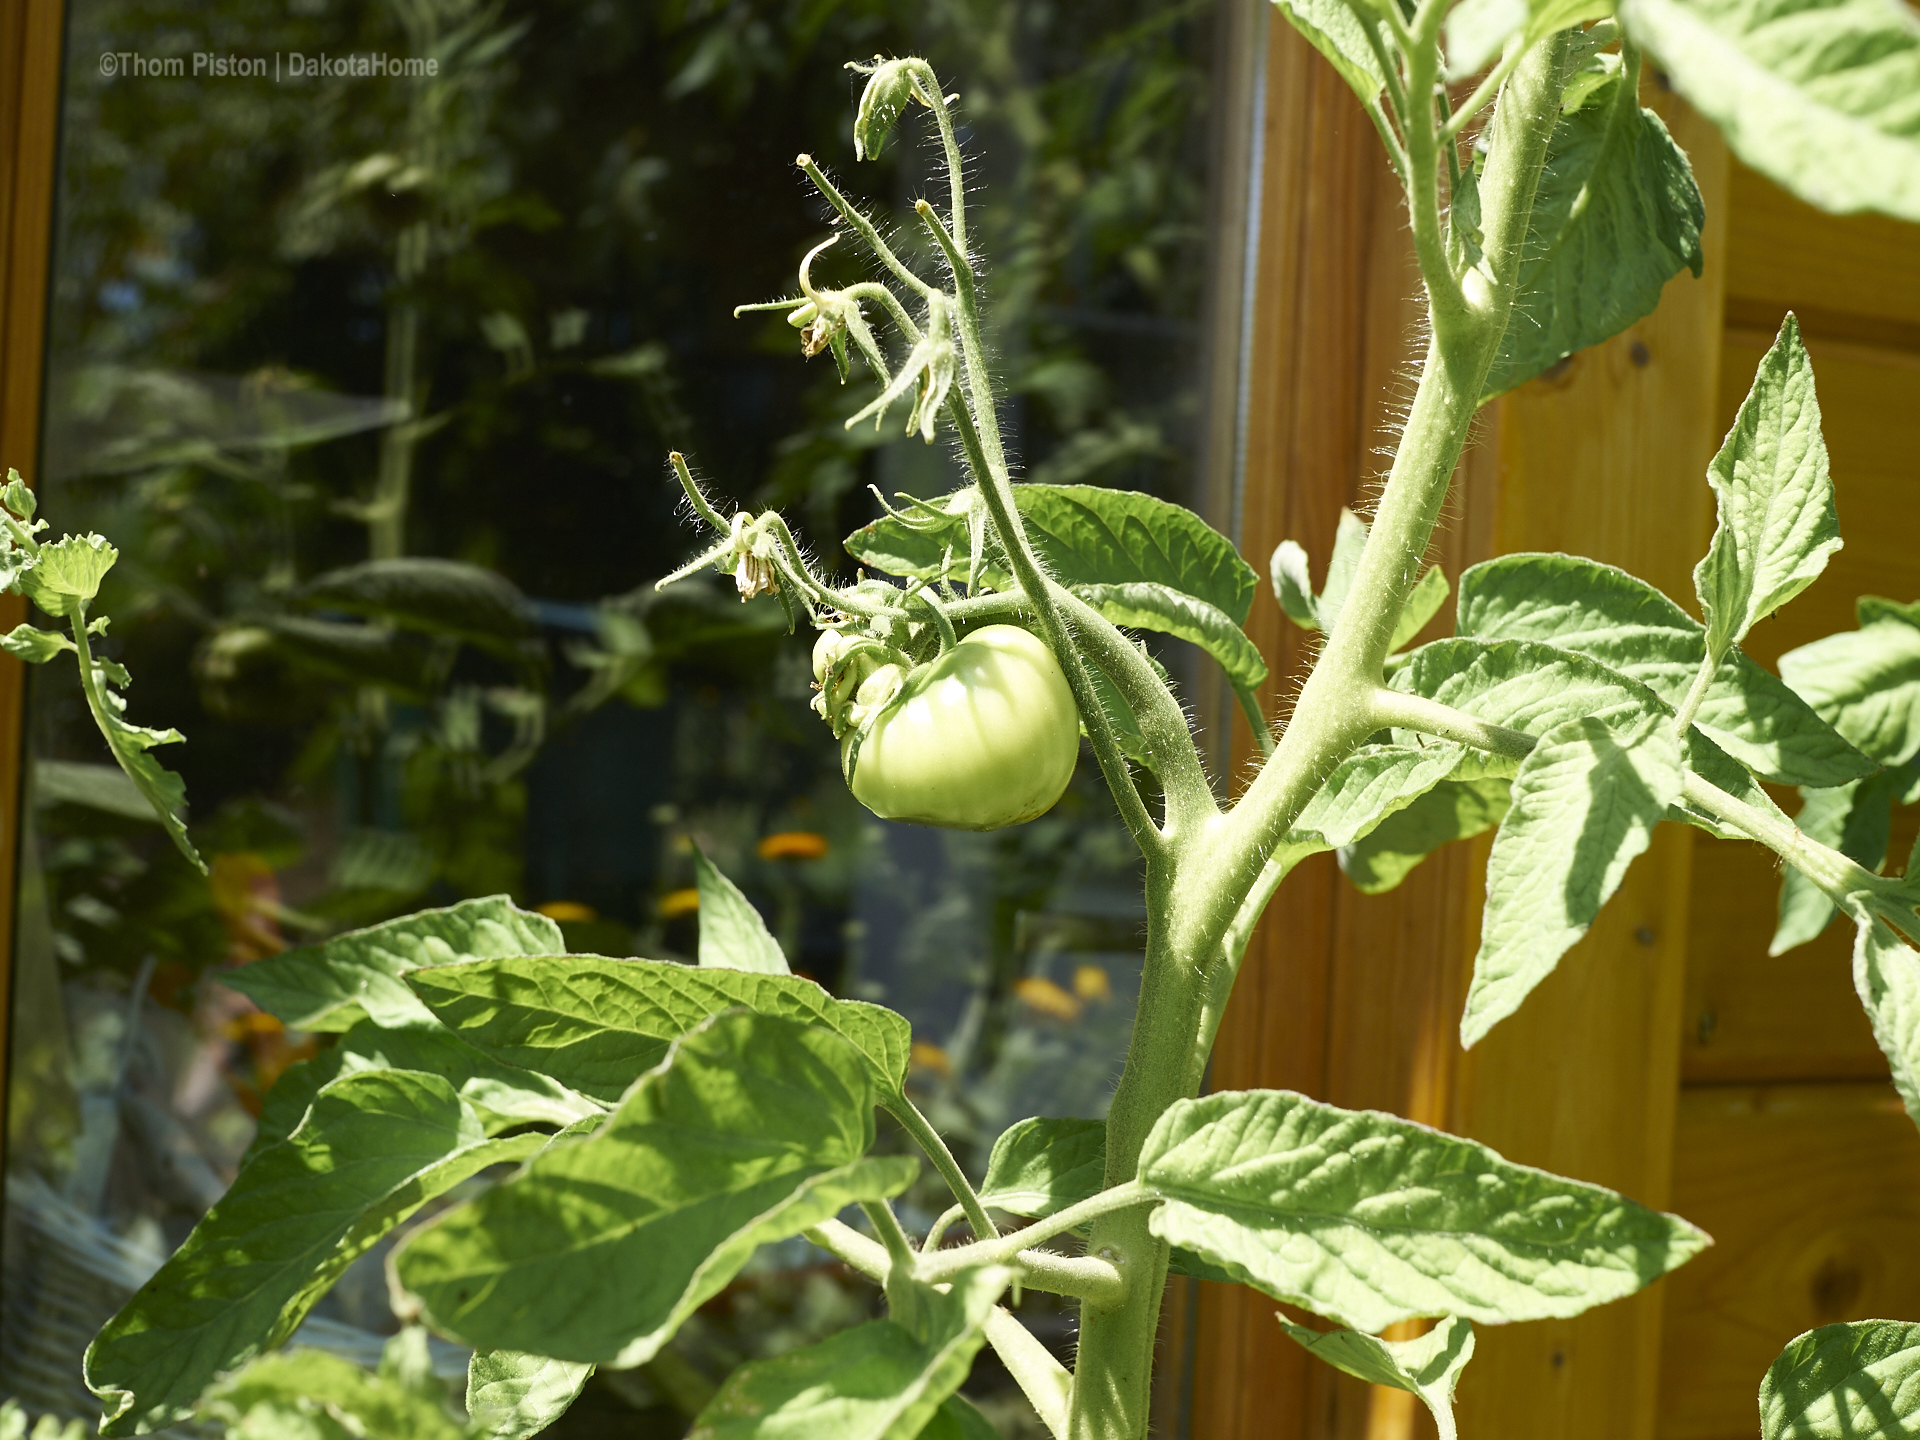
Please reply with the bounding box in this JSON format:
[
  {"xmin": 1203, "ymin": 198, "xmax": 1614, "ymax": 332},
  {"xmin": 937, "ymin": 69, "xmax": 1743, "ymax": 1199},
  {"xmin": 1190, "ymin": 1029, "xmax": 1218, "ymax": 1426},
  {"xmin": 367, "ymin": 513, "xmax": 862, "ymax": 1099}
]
[{"xmin": 1061, "ymin": 29, "xmax": 1573, "ymax": 1440}]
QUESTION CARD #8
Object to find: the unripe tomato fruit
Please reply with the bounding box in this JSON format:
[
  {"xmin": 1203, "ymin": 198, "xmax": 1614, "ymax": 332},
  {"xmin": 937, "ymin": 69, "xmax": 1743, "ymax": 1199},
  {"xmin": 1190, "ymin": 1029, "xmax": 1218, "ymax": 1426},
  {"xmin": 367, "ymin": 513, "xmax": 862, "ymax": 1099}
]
[{"xmin": 848, "ymin": 624, "xmax": 1079, "ymax": 830}]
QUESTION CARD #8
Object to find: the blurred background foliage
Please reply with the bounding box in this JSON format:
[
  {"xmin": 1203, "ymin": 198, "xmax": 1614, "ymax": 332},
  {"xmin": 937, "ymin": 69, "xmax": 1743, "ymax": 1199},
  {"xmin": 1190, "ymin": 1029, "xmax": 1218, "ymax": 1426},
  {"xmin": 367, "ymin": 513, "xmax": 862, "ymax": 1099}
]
[{"xmin": 4, "ymin": 0, "xmax": 1229, "ymax": 1432}]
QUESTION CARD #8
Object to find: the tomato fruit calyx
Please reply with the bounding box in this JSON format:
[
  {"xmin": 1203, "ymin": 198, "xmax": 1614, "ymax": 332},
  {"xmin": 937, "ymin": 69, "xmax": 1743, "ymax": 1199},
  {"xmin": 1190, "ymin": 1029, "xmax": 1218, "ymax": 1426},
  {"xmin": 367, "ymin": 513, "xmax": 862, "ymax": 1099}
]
[{"xmin": 840, "ymin": 623, "xmax": 1080, "ymax": 831}]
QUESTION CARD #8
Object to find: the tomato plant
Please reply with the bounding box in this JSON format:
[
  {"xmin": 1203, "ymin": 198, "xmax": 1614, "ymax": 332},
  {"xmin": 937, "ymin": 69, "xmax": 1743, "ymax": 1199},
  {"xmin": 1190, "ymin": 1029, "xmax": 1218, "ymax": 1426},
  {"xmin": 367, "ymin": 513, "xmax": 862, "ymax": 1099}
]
[{"xmin": 20, "ymin": 7, "xmax": 1920, "ymax": 1440}]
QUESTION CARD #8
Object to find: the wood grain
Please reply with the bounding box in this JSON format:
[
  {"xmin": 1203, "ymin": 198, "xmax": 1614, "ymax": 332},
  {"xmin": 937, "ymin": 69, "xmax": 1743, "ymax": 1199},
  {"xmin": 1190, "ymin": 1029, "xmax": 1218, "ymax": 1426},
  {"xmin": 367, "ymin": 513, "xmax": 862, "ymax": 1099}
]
[
  {"xmin": 1722, "ymin": 162, "xmax": 1920, "ymax": 352},
  {"xmin": 0, "ymin": 0, "xmax": 63, "ymax": 1177},
  {"xmin": 1658, "ymin": 1083, "xmax": 1920, "ymax": 1440}
]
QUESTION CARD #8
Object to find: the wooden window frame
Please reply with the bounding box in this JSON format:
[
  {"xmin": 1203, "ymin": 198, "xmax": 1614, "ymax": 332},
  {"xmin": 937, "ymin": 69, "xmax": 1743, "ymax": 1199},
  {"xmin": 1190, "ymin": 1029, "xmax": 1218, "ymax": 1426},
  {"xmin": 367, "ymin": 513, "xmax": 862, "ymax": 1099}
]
[{"xmin": 0, "ymin": 0, "xmax": 65, "ymax": 1175}]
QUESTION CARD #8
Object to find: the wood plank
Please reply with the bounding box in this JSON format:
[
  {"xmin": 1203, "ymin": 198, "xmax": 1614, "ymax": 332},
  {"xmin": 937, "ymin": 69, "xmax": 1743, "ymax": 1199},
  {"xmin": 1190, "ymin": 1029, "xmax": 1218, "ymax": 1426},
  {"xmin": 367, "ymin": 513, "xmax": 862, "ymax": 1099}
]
[
  {"xmin": 1723, "ymin": 162, "xmax": 1920, "ymax": 353},
  {"xmin": 1680, "ymin": 807, "xmax": 1920, "ymax": 1085},
  {"xmin": 0, "ymin": 0, "xmax": 64, "ymax": 1177},
  {"xmin": 1658, "ymin": 1083, "xmax": 1920, "ymax": 1440}
]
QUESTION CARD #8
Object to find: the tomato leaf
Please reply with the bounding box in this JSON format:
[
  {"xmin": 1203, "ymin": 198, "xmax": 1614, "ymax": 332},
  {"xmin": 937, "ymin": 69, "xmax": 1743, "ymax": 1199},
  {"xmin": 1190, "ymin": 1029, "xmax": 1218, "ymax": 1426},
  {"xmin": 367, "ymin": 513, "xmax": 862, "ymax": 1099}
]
[
  {"xmin": 85, "ymin": 1071, "xmax": 542, "ymax": 1436},
  {"xmin": 1339, "ymin": 778, "xmax": 1512, "ymax": 894},
  {"xmin": 1458, "ymin": 552, "xmax": 1873, "ymax": 785},
  {"xmin": 1137, "ymin": 1089, "xmax": 1708, "ymax": 1333},
  {"xmin": 1070, "ymin": 581, "xmax": 1266, "ymax": 688},
  {"xmin": 467, "ymin": 1351, "xmax": 596, "ymax": 1440},
  {"xmin": 1780, "ymin": 619, "xmax": 1920, "ymax": 767},
  {"xmin": 1465, "ymin": 714, "xmax": 1682, "ymax": 1046},
  {"xmin": 299, "ymin": 557, "xmax": 537, "ymax": 658},
  {"xmin": 1481, "ymin": 65, "xmax": 1705, "ymax": 400},
  {"xmin": 1761, "ymin": 1321, "xmax": 1920, "ymax": 1440},
  {"xmin": 391, "ymin": 1012, "xmax": 917, "ymax": 1365},
  {"xmin": 407, "ymin": 954, "xmax": 913, "ymax": 1102},
  {"xmin": 225, "ymin": 896, "xmax": 564, "ymax": 1032},
  {"xmin": 694, "ymin": 845, "xmax": 790, "ymax": 974},
  {"xmin": 1849, "ymin": 909, "xmax": 1920, "ymax": 1131},
  {"xmin": 846, "ymin": 484, "xmax": 1256, "ymax": 625},
  {"xmin": 1694, "ymin": 315, "xmax": 1840, "ymax": 670},
  {"xmin": 1280, "ymin": 1316, "xmax": 1476, "ymax": 1440},
  {"xmin": 688, "ymin": 1267, "xmax": 1009, "ymax": 1440},
  {"xmin": 979, "ymin": 1116, "xmax": 1108, "ymax": 1216},
  {"xmin": 1271, "ymin": 0, "xmax": 1390, "ymax": 105},
  {"xmin": 206, "ymin": 1348, "xmax": 468, "ymax": 1440},
  {"xmin": 1619, "ymin": 0, "xmax": 1920, "ymax": 223},
  {"xmin": 244, "ymin": 1018, "xmax": 601, "ymax": 1164}
]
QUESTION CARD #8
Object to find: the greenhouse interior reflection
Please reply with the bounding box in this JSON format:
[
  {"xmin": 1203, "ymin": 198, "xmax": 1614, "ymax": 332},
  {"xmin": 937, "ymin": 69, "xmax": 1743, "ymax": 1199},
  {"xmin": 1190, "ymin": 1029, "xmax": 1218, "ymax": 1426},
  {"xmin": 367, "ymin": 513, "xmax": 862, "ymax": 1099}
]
[{"xmin": 2, "ymin": 1, "xmax": 1236, "ymax": 1433}]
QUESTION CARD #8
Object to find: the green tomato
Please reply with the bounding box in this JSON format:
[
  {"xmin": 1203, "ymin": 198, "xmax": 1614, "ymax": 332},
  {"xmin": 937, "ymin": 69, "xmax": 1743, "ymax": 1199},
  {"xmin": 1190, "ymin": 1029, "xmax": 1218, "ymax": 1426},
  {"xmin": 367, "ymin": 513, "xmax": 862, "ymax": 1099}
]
[{"xmin": 847, "ymin": 624, "xmax": 1080, "ymax": 830}]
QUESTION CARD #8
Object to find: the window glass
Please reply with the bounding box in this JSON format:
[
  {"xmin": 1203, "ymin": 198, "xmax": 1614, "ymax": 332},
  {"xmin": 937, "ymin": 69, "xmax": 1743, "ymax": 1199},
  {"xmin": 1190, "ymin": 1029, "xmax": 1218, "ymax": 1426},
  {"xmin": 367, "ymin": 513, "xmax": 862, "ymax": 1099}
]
[{"xmin": 3, "ymin": 2, "xmax": 1230, "ymax": 1432}]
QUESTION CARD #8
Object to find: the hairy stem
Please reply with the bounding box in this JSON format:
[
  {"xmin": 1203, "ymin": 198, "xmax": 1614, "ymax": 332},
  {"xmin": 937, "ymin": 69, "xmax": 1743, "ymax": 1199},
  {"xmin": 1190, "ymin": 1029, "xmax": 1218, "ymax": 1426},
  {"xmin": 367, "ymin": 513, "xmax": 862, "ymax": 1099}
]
[
  {"xmin": 885, "ymin": 1097, "xmax": 998, "ymax": 1242},
  {"xmin": 806, "ymin": 1218, "xmax": 1073, "ymax": 1440}
]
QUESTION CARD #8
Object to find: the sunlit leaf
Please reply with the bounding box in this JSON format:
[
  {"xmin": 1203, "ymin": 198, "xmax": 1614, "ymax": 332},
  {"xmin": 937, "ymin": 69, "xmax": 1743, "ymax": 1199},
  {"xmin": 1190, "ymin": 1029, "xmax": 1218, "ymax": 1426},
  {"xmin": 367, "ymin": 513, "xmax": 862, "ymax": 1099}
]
[
  {"xmin": 979, "ymin": 1117, "xmax": 1107, "ymax": 1216},
  {"xmin": 1693, "ymin": 315, "xmax": 1840, "ymax": 669},
  {"xmin": 225, "ymin": 896, "xmax": 563, "ymax": 1032},
  {"xmin": 1338, "ymin": 777, "xmax": 1512, "ymax": 894},
  {"xmin": 1280, "ymin": 1316, "xmax": 1475, "ymax": 1440},
  {"xmin": 392, "ymin": 1012, "xmax": 917, "ymax": 1365},
  {"xmin": 686, "ymin": 1267, "xmax": 1009, "ymax": 1440},
  {"xmin": 695, "ymin": 846, "xmax": 789, "ymax": 974},
  {"xmin": 206, "ymin": 1349, "xmax": 467, "ymax": 1440},
  {"xmin": 1619, "ymin": 0, "xmax": 1920, "ymax": 223},
  {"xmin": 1464, "ymin": 714, "xmax": 1682, "ymax": 1045},
  {"xmin": 1138, "ymin": 1089, "xmax": 1708, "ymax": 1333},
  {"xmin": 1072, "ymin": 581, "xmax": 1267, "ymax": 689},
  {"xmin": 409, "ymin": 954, "xmax": 912, "ymax": 1101},
  {"xmin": 1770, "ymin": 773, "xmax": 1898, "ymax": 955},
  {"xmin": 467, "ymin": 1351, "xmax": 595, "ymax": 1440},
  {"xmin": 1780, "ymin": 618, "xmax": 1920, "ymax": 767},
  {"xmin": 1458, "ymin": 552, "xmax": 1874, "ymax": 785},
  {"xmin": 1849, "ymin": 909, "xmax": 1920, "ymax": 1131},
  {"xmin": 1481, "ymin": 62, "xmax": 1704, "ymax": 399},
  {"xmin": 1761, "ymin": 1320, "xmax": 1920, "ymax": 1440},
  {"xmin": 86, "ymin": 1072, "xmax": 540, "ymax": 1436}
]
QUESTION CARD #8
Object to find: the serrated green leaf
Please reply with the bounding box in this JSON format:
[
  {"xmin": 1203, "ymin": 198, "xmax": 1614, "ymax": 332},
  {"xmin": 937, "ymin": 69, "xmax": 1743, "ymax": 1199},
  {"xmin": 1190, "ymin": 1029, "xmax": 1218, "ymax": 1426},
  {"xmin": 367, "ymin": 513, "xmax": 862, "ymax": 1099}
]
[
  {"xmin": 1280, "ymin": 1315, "xmax": 1476, "ymax": 1440},
  {"xmin": 392, "ymin": 1012, "xmax": 918, "ymax": 1366},
  {"xmin": 1781, "ymin": 619, "xmax": 1920, "ymax": 767},
  {"xmin": 1137, "ymin": 1089, "xmax": 1708, "ymax": 1334},
  {"xmin": 86, "ymin": 1071, "xmax": 541, "ymax": 1436},
  {"xmin": 246, "ymin": 1019, "xmax": 601, "ymax": 1166},
  {"xmin": 1618, "ymin": 0, "xmax": 1920, "ymax": 223},
  {"xmin": 979, "ymin": 1116, "xmax": 1108, "ymax": 1216},
  {"xmin": 1338, "ymin": 777, "xmax": 1513, "ymax": 894},
  {"xmin": 1071, "ymin": 581, "xmax": 1268, "ymax": 688},
  {"xmin": 1286, "ymin": 744, "xmax": 1471, "ymax": 865},
  {"xmin": 1849, "ymin": 909, "xmax": 1920, "ymax": 1131},
  {"xmin": 694, "ymin": 846, "xmax": 789, "ymax": 974},
  {"xmin": 1464, "ymin": 714, "xmax": 1682, "ymax": 1046},
  {"xmin": 845, "ymin": 485, "xmax": 1256, "ymax": 625},
  {"xmin": 300, "ymin": 558, "xmax": 536, "ymax": 658},
  {"xmin": 1694, "ymin": 316, "xmax": 1839, "ymax": 668},
  {"xmin": 1860, "ymin": 596, "xmax": 1920, "ymax": 631},
  {"xmin": 1394, "ymin": 636, "xmax": 1667, "ymax": 739},
  {"xmin": 408, "ymin": 954, "xmax": 913, "ymax": 1102},
  {"xmin": 1761, "ymin": 1320, "xmax": 1920, "ymax": 1440},
  {"xmin": 1481, "ymin": 63, "xmax": 1704, "ymax": 400},
  {"xmin": 687, "ymin": 1267, "xmax": 1008, "ymax": 1440},
  {"xmin": 1771, "ymin": 773, "xmax": 1898, "ymax": 954},
  {"xmin": 20, "ymin": 532, "xmax": 117, "ymax": 616},
  {"xmin": 206, "ymin": 1349, "xmax": 468, "ymax": 1440},
  {"xmin": 1272, "ymin": 0, "xmax": 1390, "ymax": 104},
  {"xmin": 1458, "ymin": 553, "xmax": 1874, "ymax": 785},
  {"xmin": 0, "ymin": 623, "xmax": 73, "ymax": 663},
  {"xmin": 1271, "ymin": 540, "xmax": 1320, "ymax": 630},
  {"xmin": 225, "ymin": 896, "xmax": 564, "ymax": 1032},
  {"xmin": 467, "ymin": 1351, "xmax": 594, "ymax": 1440}
]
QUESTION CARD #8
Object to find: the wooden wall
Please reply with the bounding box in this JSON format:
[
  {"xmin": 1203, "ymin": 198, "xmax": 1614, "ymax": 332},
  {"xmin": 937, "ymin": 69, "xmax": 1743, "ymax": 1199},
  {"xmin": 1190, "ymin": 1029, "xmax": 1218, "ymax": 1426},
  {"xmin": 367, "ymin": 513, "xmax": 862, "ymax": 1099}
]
[{"xmin": 1189, "ymin": 10, "xmax": 1920, "ymax": 1439}]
